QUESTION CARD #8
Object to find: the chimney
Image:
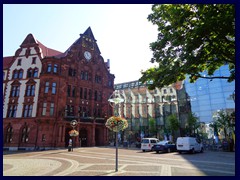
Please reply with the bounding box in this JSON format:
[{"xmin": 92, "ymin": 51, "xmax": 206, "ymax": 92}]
[{"xmin": 107, "ymin": 59, "xmax": 110, "ymax": 69}]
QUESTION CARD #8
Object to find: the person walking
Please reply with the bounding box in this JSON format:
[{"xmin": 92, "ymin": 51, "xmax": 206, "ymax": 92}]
[{"xmin": 68, "ymin": 138, "xmax": 73, "ymax": 152}]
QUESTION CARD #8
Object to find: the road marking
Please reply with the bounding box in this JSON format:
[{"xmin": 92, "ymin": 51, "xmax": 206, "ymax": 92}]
[
  {"xmin": 160, "ymin": 165, "xmax": 172, "ymax": 176},
  {"xmin": 74, "ymin": 150, "xmax": 235, "ymax": 166},
  {"xmin": 3, "ymin": 159, "xmax": 61, "ymax": 176},
  {"xmin": 40, "ymin": 157, "xmax": 79, "ymax": 176}
]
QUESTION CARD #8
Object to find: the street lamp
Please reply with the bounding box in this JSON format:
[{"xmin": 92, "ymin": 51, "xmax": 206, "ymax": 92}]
[{"xmin": 108, "ymin": 91, "xmax": 125, "ymax": 172}]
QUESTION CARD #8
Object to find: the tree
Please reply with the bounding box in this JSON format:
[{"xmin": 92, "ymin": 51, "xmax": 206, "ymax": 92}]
[
  {"xmin": 149, "ymin": 118, "xmax": 157, "ymax": 137},
  {"xmin": 186, "ymin": 112, "xmax": 200, "ymax": 136},
  {"xmin": 140, "ymin": 4, "xmax": 235, "ymax": 89},
  {"xmin": 165, "ymin": 114, "xmax": 180, "ymax": 140},
  {"xmin": 210, "ymin": 109, "xmax": 234, "ymax": 138}
]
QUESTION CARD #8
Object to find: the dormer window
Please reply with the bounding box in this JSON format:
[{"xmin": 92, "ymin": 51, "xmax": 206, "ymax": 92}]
[
  {"xmin": 17, "ymin": 59, "xmax": 22, "ymax": 66},
  {"xmin": 25, "ymin": 48, "xmax": 31, "ymax": 58},
  {"xmin": 32, "ymin": 57, "xmax": 36, "ymax": 64}
]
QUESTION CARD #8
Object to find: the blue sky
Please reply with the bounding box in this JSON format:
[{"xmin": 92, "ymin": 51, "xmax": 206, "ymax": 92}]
[{"xmin": 3, "ymin": 4, "xmax": 158, "ymax": 84}]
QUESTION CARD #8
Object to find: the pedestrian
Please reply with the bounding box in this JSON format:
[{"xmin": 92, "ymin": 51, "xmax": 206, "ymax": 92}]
[{"xmin": 68, "ymin": 138, "xmax": 73, "ymax": 152}]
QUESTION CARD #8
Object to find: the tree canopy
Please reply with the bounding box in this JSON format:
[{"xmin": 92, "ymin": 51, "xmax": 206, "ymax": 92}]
[
  {"xmin": 210, "ymin": 109, "xmax": 235, "ymax": 138},
  {"xmin": 140, "ymin": 4, "xmax": 235, "ymax": 89}
]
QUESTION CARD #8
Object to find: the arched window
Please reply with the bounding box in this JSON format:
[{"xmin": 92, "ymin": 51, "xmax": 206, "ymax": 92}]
[
  {"xmin": 5, "ymin": 124, "xmax": 13, "ymax": 143},
  {"xmin": 47, "ymin": 64, "xmax": 52, "ymax": 72},
  {"xmin": 80, "ymin": 88, "xmax": 83, "ymax": 98},
  {"xmin": 44, "ymin": 82, "xmax": 49, "ymax": 93},
  {"xmin": 27, "ymin": 69, "xmax": 33, "ymax": 78},
  {"xmin": 7, "ymin": 105, "xmax": 17, "ymax": 118},
  {"xmin": 84, "ymin": 72, "xmax": 88, "ymax": 80},
  {"xmin": 53, "ymin": 64, "xmax": 58, "ymax": 73},
  {"xmin": 11, "ymin": 85, "xmax": 20, "ymax": 97},
  {"xmin": 33, "ymin": 68, "xmax": 38, "ymax": 77},
  {"xmin": 94, "ymin": 90, "xmax": 98, "ymax": 101},
  {"xmin": 13, "ymin": 70, "xmax": 18, "ymax": 79},
  {"xmin": 52, "ymin": 82, "xmax": 57, "ymax": 94},
  {"xmin": 21, "ymin": 125, "xmax": 29, "ymax": 143},
  {"xmin": 23, "ymin": 104, "xmax": 33, "ymax": 117},
  {"xmin": 26, "ymin": 85, "xmax": 35, "ymax": 96},
  {"xmin": 80, "ymin": 71, "xmax": 84, "ymax": 80},
  {"xmin": 18, "ymin": 69, "xmax": 23, "ymax": 79}
]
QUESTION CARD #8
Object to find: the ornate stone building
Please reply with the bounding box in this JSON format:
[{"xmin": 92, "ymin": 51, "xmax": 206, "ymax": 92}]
[
  {"xmin": 3, "ymin": 27, "xmax": 115, "ymax": 150},
  {"xmin": 113, "ymin": 80, "xmax": 191, "ymax": 142}
]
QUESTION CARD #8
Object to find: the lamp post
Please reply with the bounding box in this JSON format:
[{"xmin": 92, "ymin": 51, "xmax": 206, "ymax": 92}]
[
  {"xmin": 69, "ymin": 120, "xmax": 79, "ymax": 151},
  {"xmin": 147, "ymin": 104, "xmax": 149, "ymax": 137},
  {"xmin": 108, "ymin": 91, "xmax": 125, "ymax": 172}
]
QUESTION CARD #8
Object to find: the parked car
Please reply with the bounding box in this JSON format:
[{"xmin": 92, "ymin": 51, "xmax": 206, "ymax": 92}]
[
  {"xmin": 141, "ymin": 138, "xmax": 159, "ymax": 152},
  {"xmin": 176, "ymin": 137, "xmax": 204, "ymax": 154},
  {"xmin": 152, "ymin": 140, "xmax": 176, "ymax": 153}
]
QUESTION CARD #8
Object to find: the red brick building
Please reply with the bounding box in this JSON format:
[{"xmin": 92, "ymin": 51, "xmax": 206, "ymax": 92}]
[{"xmin": 3, "ymin": 27, "xmax": 115, "ymax": 150}]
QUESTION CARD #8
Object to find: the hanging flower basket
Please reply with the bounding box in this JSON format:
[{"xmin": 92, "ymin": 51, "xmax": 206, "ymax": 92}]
[
  {"xmin": 105, "ymin": 116, "xmax": 128, "ymax": 132},
  {"xmin": 69, "ymin": 129, "xmax": 79, "ymax": 137}
]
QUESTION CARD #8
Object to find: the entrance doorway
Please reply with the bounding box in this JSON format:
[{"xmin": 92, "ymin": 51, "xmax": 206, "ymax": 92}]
[{"xmin": 79, "ymin": 128, "xmax": 87, "ymax": 147}]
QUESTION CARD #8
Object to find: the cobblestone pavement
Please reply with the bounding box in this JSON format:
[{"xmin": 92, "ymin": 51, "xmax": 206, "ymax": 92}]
[{"xmin": 3, "ymin": 146, "xmax": 235, "ymax": 176}]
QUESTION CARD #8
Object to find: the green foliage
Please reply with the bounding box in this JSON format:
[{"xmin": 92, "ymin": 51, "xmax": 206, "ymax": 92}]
[
  {"xmin": 140, "ymin": 4, "xmax": 235, "ymax": 89},
  {"xmin": 166, "ymin": 114, "xmax": 179, "ymax": 133},
  {"xmin": 186, "ymin": 112, "xmax": 200, "ymax": 135},
  {"xmin": 149, "ymin": 118, "xmax": 157, "ymax": 134},
  {"xmin": 210, "ymin": 109, "xmax": 234, "ymax": 138}
]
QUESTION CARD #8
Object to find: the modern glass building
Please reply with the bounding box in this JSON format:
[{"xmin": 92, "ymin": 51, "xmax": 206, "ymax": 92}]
[{"xmin": 185, "ymin": 65, "xmax": 235, "ymax": 125}]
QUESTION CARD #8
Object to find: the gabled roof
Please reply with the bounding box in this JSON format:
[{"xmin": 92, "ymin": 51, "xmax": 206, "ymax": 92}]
[
  {"xmin": 3, "ymin": 56, "xmax": 14, "ymax": 69},
  {"xmin": 3, "ymin": 27, "xmax": 102, "ymax": 69},
  {"xmin": 83, "ymin": 27, "xmax": 96, "ymax": 41},
  {"xmin": 36, "ymin": 40, "xmax": 63, "ymax": 57},
  {"xmin": 20, "ymin": 33, "xmax": 63, "ymax": 57},
  {"xmin": 3, "ymin": 34, "xmax": 63, "ymax": 69},
  {"xmin": 20, "ymin": 33, "xmax": 38, "ymax": 47},
  {"xmin": 64, "ymin": 26, "xmax": 101, "ymax": 56}
]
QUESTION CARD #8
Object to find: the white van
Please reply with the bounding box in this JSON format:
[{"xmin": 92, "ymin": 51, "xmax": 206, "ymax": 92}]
[
  {"xmin": 176, "ymin": 137, "xmax": 204, "ymax": 154},
  {"xmin": 141, "ymin": 138, "xmax": 159, "ymax": 152}
]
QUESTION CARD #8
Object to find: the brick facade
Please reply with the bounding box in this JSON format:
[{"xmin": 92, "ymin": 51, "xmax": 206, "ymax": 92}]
[{"xmin": 3, "ymin": 27, "xmax": 114, "ymax": 150}]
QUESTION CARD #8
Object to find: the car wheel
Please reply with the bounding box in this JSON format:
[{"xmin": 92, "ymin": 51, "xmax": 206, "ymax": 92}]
[
  {"xmin": 167, "ymin": 148, "xmax": 171, "ymax": 153},
  {"xmin": 142, "ymin": 150, "xmax": 145, "ymax": 152},
  {"xmin": 156, "ymin": 151, "xmax": 159, "ymax": 154},
  {"xmin": 191, "ymin": 148, "xmax": 195, "ymax": 154},
  {"xmin": 178, "ymin": 151, "xmax": 182, "ymax": 154}
]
